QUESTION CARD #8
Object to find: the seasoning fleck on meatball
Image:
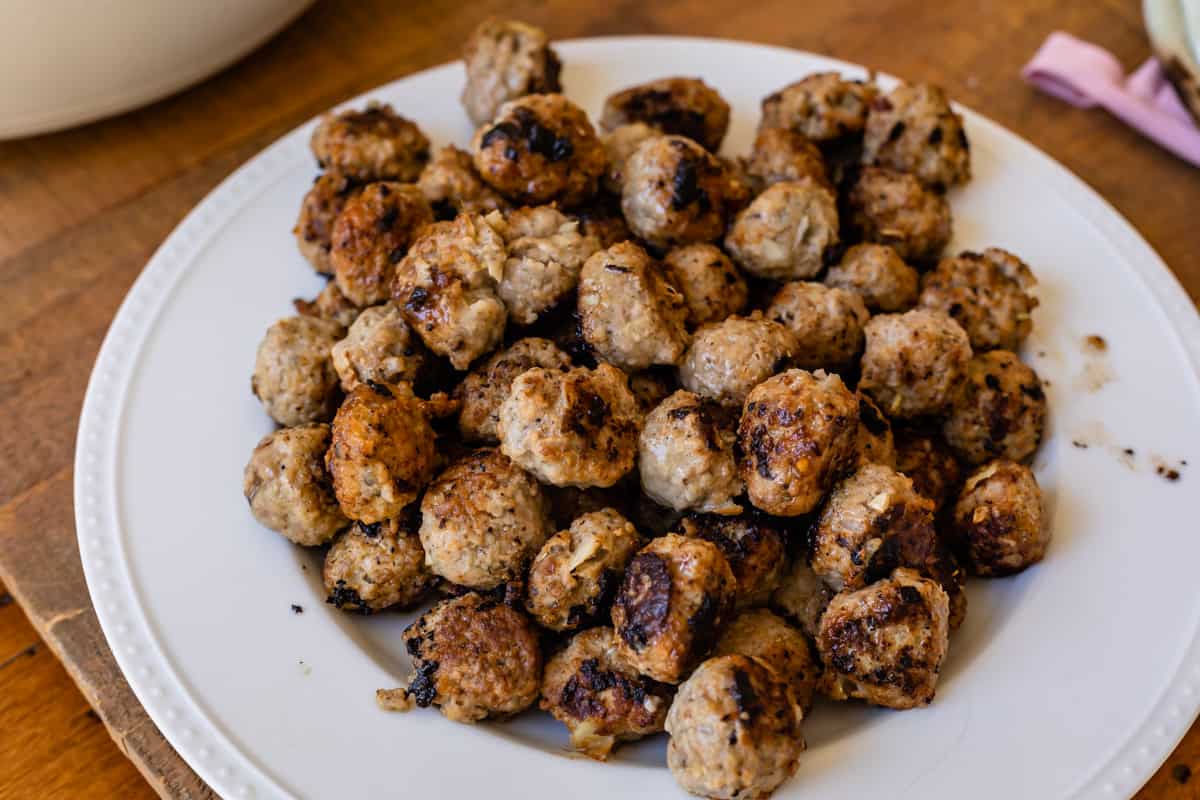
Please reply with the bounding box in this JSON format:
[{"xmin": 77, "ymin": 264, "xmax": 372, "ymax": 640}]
[
  {"xmin": 573, "ymin": 193, "xmax": 634, "ymax": 248},
  {"xmin": 679, "ymin": 314, "xmax": 797, "ymax": 408},
  {"xmin": 662, "ymin": 243, "xmax": 749, "ymax": 328},
  {"xmin": 713, "ymin": 609, "xmax": 821, "ymax": 712},
  {"xmin": 919, "ymin": 248, "xmax": 1039, "ymax": 352},
  {"xmin": 417, "ymin": 145, "xmax": 510, "ymax": 218},
  {"xmin": 863, "ymin": 83, "xmax": 970, "ymax": 190},
  {"xmin": 454, "ymin": 337, "xmax": 571, "ymax": 443},
  {"xmin": 950, "ymin": 459, "xmax": 1048, "ymax": 576},
  {"xmin": 761, "ymin": 72, "xmax": 879, "ymax": 142},
  {"xmin": 942, "ymin": 350, "xmax": 1046, "ymax": 465},
  {"xmin": 330, "ymin": 303, "xmax": 425, "ymax": 392},
  {"xmin": 330, "ymin": 181, "xmax": 434, "ymax": 306},
  {"xmin": 251, "ymin": 316, "xmax": 342, "ymax": 426},
  {"xmin": 577, "ymin": 241, "xmax": 689, "ymax": 371},
  {"xmin": 472, "ymin": 94, "xmax": 605, "ymax": 208},
  {"xmin": 601, "ymin": 122, "xmax": 661, "ymax": 194},
  {"xmin": 498, "ymin": 363, "xmax": 642, "ymax": 488},
  {"xmin": 639, "ymin": 391, "xmax": 743, "ymax": 515},
  {"xmin": 677, "ymin": 514, "xmax": 788, "ymax": 610},
  {"xmin": 324, "ymin": 519, "xmax": 435, "ymax": 613},
  {"xmin": 847, "ymin": 166, "xmax": 952, "ymax": 265},
  {"xmin": 744, "ymin": 127, "xmax": 830, "ymax": 191},
  {"xmin": 419, "ymin": 448, "xmax": 551, "ymax": 590},
  {"xmin": 766, "ymin": 281, "xmax": 868, "ymax": 371},
  {"xmin": 294, "ymin": 280, "xmax": 362, "ymax": 328},
  {"xmin": 243, "ymin": 423, "xmax": 347, "ymax": 546},
  {"xmin": 601, "ymin": 77, "xmax": 731, "ymax": 152},
  {"xmin": 612, "ymin": 534, "xmax": 736, "ymax": 683},
  {"xmin": 310, "ymin": 103, "xmax": 430, "ymax": 183},
  {"xmin": 738, "ymin": 369, "xmax": 860, "ymax": 516},
  {"xmin": 392, "ymin": 213, "xmax": 507, "ymax": 370},
  {"xmin": 526, "ymin": 508, "xmax": 642, "ymax": 631},
  {"xmin": 666, "ymin": 655, "xmax": 804, "ymax": 800},
  {"xmin": 772, "ymin": 558, "xmax": 833, "ymax": 638},
  {"xmin": 725, "ymin": 179, "xmax": 839, "ymax": 281},
  {"xmin": 817, "ymin": 567, "xmax": 950, "ymax": 709},
  {"xmin": 294, "ymin": 171, "xmax": 362, "ymax": 274},
  {"xmin": 894, "ymin": 427, "xmax": 964, "ymax": 509},
  {"xmin": 460, "ymin": 18, "xmax": 562, "ymax": 126},
  {"xmin": 621, "ymin": 135, "xmax": 737, "ymax": 249},
  {"xmin": 860, "ymin": 308, "xmax": 972, "ymax": 419},
  {"xmin": 854, "ymin": 391, "xmax": 898, "ymax": 468},
  {"xmin": 825, "ymin": 243, "xmax": 920, "ymax": 313},
  {"xmin": 387, "ymin": 593, "xmax": 542, "ymax": 722},
  {"xmin": 541, "ymin": 626, "xmax": 673, "ymax": 760}
]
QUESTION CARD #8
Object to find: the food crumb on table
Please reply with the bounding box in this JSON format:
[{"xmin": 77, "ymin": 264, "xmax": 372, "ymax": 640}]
[{"xmin": 1172, "ymin": 763, "xmax": 1192, "ymax": 784}]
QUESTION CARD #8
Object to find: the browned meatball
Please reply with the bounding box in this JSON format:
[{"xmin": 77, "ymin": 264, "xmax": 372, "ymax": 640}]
[
  {"xmin": 854, "ymin": 391, "xmax": 898, "ymax": 468},
  {"xmin": 943, "ymin": 350, "xmax": 1046, "ymax": 465},
  {"xmin": 826, "ymin": 243, "xmax": 920, "ymax": 313},
  {"xmin": 310, "ymin": 103, "xmax": 430, "ymax": 183},
  {"xmin": 498, "ymin": 364, "xmax": 642, "ymax": 488},
  {"xmin": 621, "ymin": 135, "xmax": 737, "ymax": 249},
  {"xmin": 859, "ymin": 308, "xmax": 972, "ymax": 419},
  {"xmin": 545, "ymin": 483, "xmax": 631, "ymax": 529},
  {"xmin": 628, "ymin": 368, "xmax": 678, "ymax": 415},
  {"xmin": 677, "ymin": 514, "xmax": 788, "ymax": 610},
  {"xmin": 577, "ymin": 241, "xmax": 689, "ymax": 371},
  {"xmin": 460, "ymin": 18, "xmax": 562, "ymax": 126},
  {"xmin": 526, "ymin": 508, "xmax": 642, "ymax": 631},
  {"xmin": 454, "ymin": 337, "xmax": 571, "ymax": 443},
  {"xmin": 725, "ymin": 179, "xmax": 839, "ymax": 280},
  {"xmin": 294, "ymin": 280, "xmax": 362, "ymax": 328},
  {"xmin": 818, "ymin": 567, "xmax": 950, "ymax": 709},
  {"xmin": 950, "ymin": 459, "xmax": 1048, "ymax": 576},
  {"xmin": 761, "ymin": 72, "xmax": 879, "ymax": 141},
  {"xmin": 894, "ymin": 427, "xmax": 964, "ymax": 509},
  {"xmin": 601, "ymin": 122, "xmax": 661, "ymax": 194},
  {"xmin": 713, "ymin": 608, "xmax": 821, "ymax": 712},
  {"xmin": 541, "ymin": 626, "xmax": 673, "ymax": 760},
  {"xmin": 573, "ymin": 193, "xmax": 634, "ymax": 248},
  {"xmin": 612, "ymin": 534, "xmax": 736, "ymax": 683},
  {"xmin": 417, "ymin": 145, "xmax": 510, "ymax": 218},
  {"xmin": 847, "ymin": 167, "xmax": 952, "ymax": 265},
  {"xmin": 738, "ymin": 369, "xmax": 860, "ymax": 516},
  {"xmin": 639, "ymin": 390, "xmax": 743, "ymax": 515},
  {"xmin": 919, "ymin": 248, "xmax": 1039, "ymax": 352},
  {"xmin": 771, "ymin": 558, "xmax": 833, "ymax": 637},
  {"xmin": 489, "ymin": 205, "xmax": 599, "ymax": 325},
  {"xmin": 330, "ymin": 303, "xmax": 425, "ymax": 392},
  {"xmin": 323, "ymin": 519, "xmax": 435, "ymax": 613},
  {"xmin": 243, "ymin": 423, "xmax": 347, "ymax": 546},
  {"xmin": 392, "ymin": 213, "xmax": 507, "ymax": 370},
  {"xmin": 251, "ymin": 316, "xmax": 342, "ymax": 426},
  {"xmin": 330, "ymin": 182, "xmax": 434, "ymax": 306},
  {"xmin": 744, "ymin": 127, "xmax": 830, "ymax": 191},
  {"xmin": 720, "ymin": 155, "xmax": 757, "ymax": 213},
  {"xmin": 294, "ymin": 171, "xmax": 362, "ymax": 274},
  {"xmin": 601, "ymin": 77, "xmax": 731, "ymax": 152},
  {"xmin": 678, "ymin": 314, "xmax": 797, "ymax": 408},
  {"xmin": 863, "ymin": 83, "xmax": 970, "ymax": 189},
  {"xmin": 472, "ymin": 94, "xmax": 605, "ymax": 207},
  {"xmin": 662, "ymin": 243, "xmax": 749, "ymax": 328},
  {"xmin": 766, "ymin": 281, "xmax": 869, "ymax": 371}
]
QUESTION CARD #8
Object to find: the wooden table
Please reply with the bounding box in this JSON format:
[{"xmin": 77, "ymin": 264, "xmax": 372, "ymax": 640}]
[{"xmin": 1, "ymin": 0, "xmax": 1197, "ymax": 797}]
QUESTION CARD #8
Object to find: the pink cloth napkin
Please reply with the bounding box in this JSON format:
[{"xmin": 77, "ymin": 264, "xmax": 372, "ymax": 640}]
[{"xmin": 1022, "ymin": 31, "xmax": 1200, "ymax": 166}]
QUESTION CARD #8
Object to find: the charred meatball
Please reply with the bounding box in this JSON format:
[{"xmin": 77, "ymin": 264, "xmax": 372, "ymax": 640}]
[
  {"xmin": 639, "ymin": 391, "xmax": 743, "ymax": 515},
  {"xmin": 894, "ymin": 427, "xmax": 964, "ymax": 509},
  {"xmin": 526, "ymin": 508, "xmax": 642, "ymax": 631},
  {"xmin": 771, "ymin": 558, "xmax": 833, "ymax": 638},
  {"xmin": 489, "ymin": 205, "xmax": 599, "ymax": 325},
  {"xmin": 919, "ymin": 248, "xmax": 1039, "ymax": 352},
  {"xmin": 677, "ymin": 514, "xmax": 788, "ymax": 610},
  {"xmin": 744, "ymin": 127, "xmax": 830, "ymax": 191},
  {"xmin": 725, "ymin": 179, "xmax": 839, "ymax": 280},
  {"xmin": 310, "ymin": 103, "xmax": 430, "ymax": 183},
  {"xmin": 766, "ymin": 281, "xmax": 869, "ymax": 371},
  {"xmin": 666, "ymin": 655, "xmax": 804, "ymax": 800},
  {"xmin": 417, "ymin": 145, "xmax": 510, "ymax": 218},
  {"xmin": 761, "ymin": 72, "xmax": 878, "ymax": 141},
  {"xmin": 662, "ymin": 243, "xmax": 749, "ymax": 328},
  {"xmin": 498, "ymin": 363, "xmax": 641, "ymax": 488},
  {"xmin": 863, "ymin": 83, "xmax": 970, "ymax": 189},
  {"xmin": 324, "ymin": 519, "xmax": 435, "ymax": 612},
  {"xmin": 818, "ymin": 567, "xmax": 950, "ymax": 709},
  {"xmin": 847, "ymin": 166, "xmax": 952, "ymax": 265},
  {"xmin": 943, "ymin": 350, "xmax": 1046, "ymax": 464},
  {"xmin": 602, "ymin": 122, "xmax": 661, "ymax": 193},
  {"xmin": 601, "ymin": 77, "xmax": 731, "ymax": 152},
  {"xmin": 294, "ymin": 280, "xmax": 362, "ymax": 328},
  {"xmin": 950, "ymin": 459, "xmax": 1048, "ymax": 576},
  {"xmin": 738, "ymin": 369, "xmax": 860, "ymax": 516},
  {"xmin": 330, "ymin": 181, "xmax": 434, "ymax": 306},
  {"xmin": 460, "ymin": 18, "xmax": 562, "ymax": 126},
  {"xmin": 251, "ymin": 316, "xmax": 342, "ymax": 426},
  {"xmin": 455, "ymin": 337, "xmax": 571, "ymax": 443},
  {"xmin": 330, "ymin": 303, "xmax": 425, "ymax": 392},
  {"xmin": 855, "ymin": 391, "xmax": 898, "ymax": 468},
  {"xmin": 621, "ymin": 135, "xmax": 736, "ymax": 249},
  {"xmin": 243, "ymin": 423, "xmax": 347, "ymax": 546},
  {"xmin": 679, "ymin": 314, "xmax": 796, "ymax": 408},
  {"xmin": 825, "ymin": 243, "xmax": 920, "ymax": 313},
  {"xmin": 294, "ymin": 171, "xmax": 362, "ymax": 274},
  {"xmin": 713, "ymin": 609, "xmax": 821, "ymax": 712},
  {"xmin": 860, "ymin": 308, "xmax": 972, "ymax": 419},
  {"xmin": 612, "ymin": 534, "xmax": 736, "ymax": 683}
]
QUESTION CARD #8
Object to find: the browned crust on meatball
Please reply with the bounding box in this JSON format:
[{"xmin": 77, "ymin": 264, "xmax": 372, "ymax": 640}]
[
  {"xmin": 678, "ymin": 314, "xmax": 797, "ymax": 408},
  {"xmin": 859, "ymin": 308, "xmax": 973, "ymax": 419},
  {"xmin": 639, "ymin": 390, "xmax": 743, "ymax": 515},
  {"xmin": 826, "ymin": 243, "xmax": 920, "ymax": 313},
  {"xmin": 744, "ymin": 127, "xmax": 830, "ymax": 191},
  {"xmin": 311, "ymin": 103, "xmax": 430, "ymax": 183},
  {"xmin": 919, "ymin": 248, "xmax": 1038, "ymax": 352},
  {"xmin": 766, "ymin": 281, "xmax": 869, "ymax": 371},
  {"xmin": 621, "ymin": 135, "xmax": 737, "ymax": 249},
  {"xmin": 294, "ymin": 280, "xmax": 362, "ymax": 328},
  {"xmin": 330, "ymin": 182, "xmax": 435, "ymax": 307},
  {"xmin": 854, "ymin": 391, "xmax": 898, "ymax": 469},
  {"xmin": 863, "ymin": 83, "xmax": 970, "ymax": 190},
  {"xmin": 847, "ymin": 166, "xmax": 952, "ymax": 265},
  {"xmin": 761, "ymin": 72, "xmax": 879, "ymax": 141},
  {"xmin": 417, "ymin": 145, "xmax": 511, "ymax": 218},
  {"xmin": 949, "ymin": 459, "xmax": 1047, "ymax": 576},
  {"xmin": 251, "ymin": 316, "xmax": 343, "ymax": 427},
  {"xmin": 294, "ymin": 171, "xmax": 363, "ymax": 273},
  {"xmin": 323, "ymin": 519, "xmax": 436, "ymax": 612},
  {"xmin": 677, "ymin": 513, "xmax": 788, "ymax": 609},
  {"xmin": 601, "ymin": 77, "xmax": 731, "ymax": 152},
  {"xmin": 942, "ymin": 350, "xmax": 1046, "ymax": 465},
  {"xmin": 893, "ymin": 427, "xmax": 964, "ymax": 509},
  {"xmin": 243, "ymin": 423, "xmax": 348, "ymax": 546},
  {"xmin": 572, "ymin": 193, "xmax": 635, "ymax": 249},
  {"xmin": 330, "ymin": 303, "xmax": 426, "ymax": 392},
  {"xmin": 725, "ymin": 178, "xmax": 840, "ymax": 281},
  {"xmin": 713, "ymin": 608, "xmax": 821, "ymax": 712},
  {"xmin": 461, "ymin": 18, "xmax": 562, "ymax": 126},
  {"xmin": 662, "ymin": 243, "xmax": 749, "ymax": 328},
  {"xmin": 454, "ymin": 337, "xmax": 572, "ymax": 443}
]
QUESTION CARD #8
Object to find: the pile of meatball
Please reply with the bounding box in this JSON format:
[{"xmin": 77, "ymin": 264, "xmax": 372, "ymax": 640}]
[{"xmin": 243, "ymin": 17, "xmax": 1051, "ymax": 800}]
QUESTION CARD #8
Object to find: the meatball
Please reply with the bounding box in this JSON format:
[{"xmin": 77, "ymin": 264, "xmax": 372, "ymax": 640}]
[
  {"xmin": 498, "ymin": 363, "xmax": 641, "ymax": 488},
  {"xmin": 330, "ymin": 181, "xmax": 434, "ymax": 306},
  {"xmin": 392, "ymin": 213, "xmax": 507, "ymax": 370},
  {"xmin": 628, "ymin": 368, "xmax": 678, "ymax": 415},
  {"xmin": 760, "ymin": 72, "xmax": 878, "ymax": 141},
  {"xmin": 679, "ymin": 314, "xmax": 797, "ymax": 408},
  {"xmin": 744, "ymin": 127, "xmax": 830, "ymax": 191},
  {"xmin": 460, "ymin": 18, "xmax": 562, "ymax": 126},
  {"xmin": 573, "ymin": 193, "xmax": 634, "ymax": 248},
  {"xmin": 251, "ymin": 316, "xmax": 342, "ymax": 426},
  {"xmin": 639, "ymin": 390, "xmax": 743, "ymax": 515},
  {"xmin": 738, "ymin": 369, "xmax": 860, "ymax": 516},
  {"xmin": 526, "ymin": 508, "xmax": 642, "ymax": 631},
  {"xmin": 489, "ymin": 205, "xmax": 599, "ymax": 325},
  {"xmin": 454, "ymin": 337, "xmax": 571, "ymax": 443},
  {"xmin": 825, "ymin": 243, "xmax": 920, "ymax": 313},
  {"xmin": 919, "ymin": 248, "xmax": 1039, "ymax": 352},
  {"xmin": 417, "ymin": 145, "xmax": 510, "ymax": 218},
  {"xmin": 725, "ymin": 179, "xmax": 839, "ymax": 280},
  {"xmin": 847, "ymin": 166, "xmax": 952, "ymax": 264},
  {"xmin": 677, "ymin": 514, "xmax": 788, "ymax": 610},
  {"xmin": 666, "ymin": 655, "xmax": 804, "ymax": 800},
  {"xmin": 950, "ymin": 459, "xmax": 1048, "ymax": 576},
  {"xmin": 310, "ymin": 103, "xmax": 430, "ymax": 183},
  {"xmin": 621, "ymin": 135, "xmax": 736, "ymax": 249},
  {"xmin": 713, "ymin": 609, "xmax": 821, "ymax": 712},
  {"xmin": 323, "ymin": 519, "xmax": 435, "ymax": 613},
  {"xmin": 893, "ymin": 427, "xmax": 964, "ymax": 509},
  {"xmin": 863, "ymin": 82, "xmax": 970, "ymax": 189},
  {"xmin": 243, "ymin": 423, "xmax": 347, "ymax": 546},
  {"xmin": 855, "ymin": 391, "xmax": 898, "ymax": 468},
  {"xmin": 611, "ymin": 534, "xmax": 736, "ymax": 683},
  {"xmin": 817, "ymin": 567, "xmax": 950, "ymax": 709},
  {"xmin": 326, "ymin": 383, "xmax": 438, "ymax": 523},
  {"xmin": 545, "ymin": 483, "xmax": 631, "ymax": 529},
  {"xmin": 294, "ymin": 171, "xmax": 362, "ymax": 274},
  {"xmin": 601, "ymin": 77, "xmax": 731, "ymax": 152},
  {"xmin": 942, "ymin": 350, "xmax": 1046, "ymax": 464},
  {"xmin": 859, "ymin": 308, "xmax": 972, "ymax": 419},
  {"xmin": 393, "ymin": 593, "xmax": 542, "ymax": 722},
  {"xmin": 662, "ymin": 243, "xmax": 749, "ymax": 327},
  {"xmin": 419, "ymin": 448, "xmax": 551, "ymax": 590},
  {"xmin": 541, "ymin": 626, "xmax": 673, "ymax": 760},
  {"xmin": 771, "ymin": 558, "xmax": 833, "ymax": 638},
  {"xmin": 330, "ymin": 303, "xmax": 425, "ymax": 392},
  {"xmin": 601, "ymin": 122, "xmax": 661, "ymax": 193},
  {"xmin": 472, "ymin": 93, "xmax": 605, "ymax": 207},
  {"xmin": 577, "ymin": 241, "xmax": 689, "ymax": 371},
  {"xmin": 766, "ymin": 281, "xmax": 868, "ymax": 371},
  {"xmin": 293, "ymin": 280, "xmax": 362, "ymax": 328}
]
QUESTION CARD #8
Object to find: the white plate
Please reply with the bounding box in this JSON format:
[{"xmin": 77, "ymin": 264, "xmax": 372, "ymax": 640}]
[{"xmin": 75, "ymin": 36, "xmax": 1200, "ymax": 800}]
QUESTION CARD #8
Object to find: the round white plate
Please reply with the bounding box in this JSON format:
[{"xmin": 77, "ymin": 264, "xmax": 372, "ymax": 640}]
[{"xmin": 75, "ymin": 36, "xmax": 1200, "ymax": 800}]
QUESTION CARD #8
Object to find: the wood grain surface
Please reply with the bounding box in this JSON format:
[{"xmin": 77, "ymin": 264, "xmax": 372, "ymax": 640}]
[{"xmin": 0, "ymin": 0, "xmax": 1197, "ymax": 798}]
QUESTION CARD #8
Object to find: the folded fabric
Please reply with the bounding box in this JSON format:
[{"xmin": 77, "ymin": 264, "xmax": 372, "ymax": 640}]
[{"xmin": 1022, "ymin": 31, "xmax": 1200, "ymax": 167}]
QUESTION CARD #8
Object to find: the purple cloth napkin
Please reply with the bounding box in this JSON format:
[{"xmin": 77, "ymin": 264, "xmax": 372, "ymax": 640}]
[{"xmin": 1022, "ymin": 31, "xmax": 1200, "ymax": 166}]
